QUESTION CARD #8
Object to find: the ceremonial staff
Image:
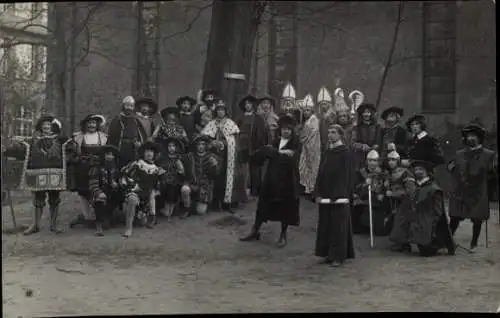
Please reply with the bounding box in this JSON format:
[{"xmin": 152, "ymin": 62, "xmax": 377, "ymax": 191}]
[{"xmin": 368, "ymin": 181, "xmax": 374, "ymax": 248}]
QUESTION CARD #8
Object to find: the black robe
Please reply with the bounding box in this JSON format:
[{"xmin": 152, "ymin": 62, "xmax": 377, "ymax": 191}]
[
  {"xmin": 408, "ymin": 180, "xmax": 454, "ymax": 252},
  {"xmin": 178, "ymin": 112, "xmax": 196, "ymax": 141},
  {"xmin": 107, "ymin": 113, "xmax": 150, "ymax": 168},
  {"xmin": 236, "ymin": 113, "xmax": 269, "ymax": 196},
  {"xmin": 351, "ymin": 120, "xmax": 383, "ymax": 170},
  {"xmin": 407, "ymin": 133, "xmax": 445, "ymax": 167},
  {"xmin": 252, "ymin": 135, "xmax": 301, "ymax": 226},
  {"xmin": 448, "ymin": 147, "xmax": 496, "ymax": 221},
  {"xmin": 313, "ymin": 144, "xmax": 355, "ymax": 262}
]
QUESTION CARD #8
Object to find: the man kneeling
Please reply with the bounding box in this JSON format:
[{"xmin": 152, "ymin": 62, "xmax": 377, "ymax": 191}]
[
  {"xmin": 121, "ymin": 141, "xmax": 165, "ymax": 237},
  {"xmin": 180, "ymin": 135, "xmax": 219, "ymax": 216},
  {"xmin": 88, "ymin": 145, "xmax": 123, "ymax": 236}
]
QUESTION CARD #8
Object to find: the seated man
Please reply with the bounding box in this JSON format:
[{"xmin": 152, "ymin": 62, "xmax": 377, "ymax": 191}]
[
  {"xmin": 88, "ymin": 145, "xmax": 123, "ymax": 236},
  {"xmin": 121, "ymin": 141, "xmax": 165, "ymax": 237},
  {"xmin": 180, "ymin": 135, "xmax": 219, "ymax": 217},
  {"xmin": 352, "ymin": 149, "xmax": 390, "ymax": 236}
]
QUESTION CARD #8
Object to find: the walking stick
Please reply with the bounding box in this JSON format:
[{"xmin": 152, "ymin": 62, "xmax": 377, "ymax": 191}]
[{"xmin": 368, "ymin": 183, "xmax": 374, "ymax": 248}]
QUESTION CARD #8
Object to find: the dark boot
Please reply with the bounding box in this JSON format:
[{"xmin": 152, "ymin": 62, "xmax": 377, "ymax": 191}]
[
  {"xmin": 470, "ymin": 220, "xmax": 482, "ymax": 250},
  {"xmin": 239, "ymin": 224, "xmax": 261, "ymax": 242},
  {"xmin": 449, "ymin": 217, "xmax": 461, "ymax": 235},
  {"xmin": 23, "ymin": 207, "xmax": 42, "ymax": 236},
  {"xmin": 276, "ymin": 230, "xmax": 287, "ymax": 248},
  {"xmin": 49, "ymin": 205, "xmax": 63, "ymax": 234}
]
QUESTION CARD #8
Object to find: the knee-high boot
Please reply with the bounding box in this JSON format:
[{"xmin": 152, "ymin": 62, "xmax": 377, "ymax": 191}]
[
  {"xmin": 23, "ymin": 207, "xmax": 42, "ymax": 235},
  {"xmin": 276, "ymin": 222, "xmax": 288, "ymax": 248},
  {"xmin": 449, "ymin": 217, "xmax": 461, "ymax": 235},
  {"xmin": 471, "ymin": 220, "xmax": 482, "ymax": 249},
  {"xmin": 49, "ymin": 204, "xmax": 63, "ymax": 234}
]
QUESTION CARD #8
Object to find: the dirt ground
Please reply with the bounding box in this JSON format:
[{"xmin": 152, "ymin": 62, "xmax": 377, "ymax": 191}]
[{"xmin": 2, "ymin": 192, "xmax": 500, "ymax": 316}]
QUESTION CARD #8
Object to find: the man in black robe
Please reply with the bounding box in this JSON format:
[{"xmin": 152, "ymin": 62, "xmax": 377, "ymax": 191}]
[
  {"xmin": 447, "ymin": 123, "xmax": 497, "ymax": 250},
  {"xmin": 351, "ymin": 103, "xmax": 383, "ymax": 170},
  {"xmin": 406, "ymin": 114, "xmax": 445, "ymax": 169},
  {"xmin": 236, "ymin": 94, "xmax": 269, "ymax": 199},
  {"xmin": 107, "ymin": 96, "xmax": 151, "ymax": 168},
  {"xmin": 313, "ymin": 124, "xmax": 355, "ymax": 267},
  {"xmin": 380, "ymin": 106, "xmax": 409, "ymax": 159},
  {"xmin": 239, "ymin": 115, "xmax": 301, "ymax": 248},
  {"xmin": 176, "ymin": 96, "xmax": 197, "ymax": 140}
]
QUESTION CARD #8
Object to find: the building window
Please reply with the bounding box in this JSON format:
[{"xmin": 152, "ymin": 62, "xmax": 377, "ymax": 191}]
[
  {"xmin": 13, "ymin": 44, "xmax": 33, "ymax": 79},
  {"xmin": 422, "ymin": 2, "xmax": 457, "ymax": 113},
  {"xmin": 13, "ymin": 105, "xmax": 34, "ymax": 138}
]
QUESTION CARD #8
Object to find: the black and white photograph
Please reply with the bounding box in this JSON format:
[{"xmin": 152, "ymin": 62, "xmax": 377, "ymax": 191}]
[{"xmin": 1, "ymin": 1, "xmax": 498, "ymax": 315}]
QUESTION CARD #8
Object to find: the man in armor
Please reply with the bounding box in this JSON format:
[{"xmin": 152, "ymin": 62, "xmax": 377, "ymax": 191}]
[
  {"xmin": 352, "ymin": 149, "xmax": 390, "ymax": 235},
  {"xmin": 180, "ymin": 135, "xmax": 220, "ymax": 217},
  {"xmin": 447, "ymin": 122, "xmax": 497, "ymax": 250},
  {"xmin": 120, "ymin": 141, "xmax": 165, "ymax": 237},
  {"xmin": 107, "ymin": 96, "xmax": 152, "ymax": 168},
  {"xmin": 88, "ymin": 145, "xmax": 122, "ymax": 236},
  {"xmin": 4, "ymin": 115, "xmax": 70, "ymax": 235}
]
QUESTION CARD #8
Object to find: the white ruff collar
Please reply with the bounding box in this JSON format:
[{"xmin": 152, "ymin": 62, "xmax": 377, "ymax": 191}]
[{"xmin": 137, "ymin": 159, "xmax": 159, "ymax": 174}]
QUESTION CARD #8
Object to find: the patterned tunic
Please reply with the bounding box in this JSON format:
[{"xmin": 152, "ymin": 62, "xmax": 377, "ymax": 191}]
[
  {"xmin": 157, "ymin": 154, "xmax": 185, "ymax": 203},
  {"xmin": 153, "ymin": 123, "xmax": 189, "ymax": 152},
  {"xmin": 183, "ymin": 152, "xmax": 219, "ymax": 203},
  {"xmin": 298, "ymin": 114, "xmax": 321, "ymax": 194},
  {"xmin": 88, "ymin": 163, "xmax": 121, "ymax": 206}
]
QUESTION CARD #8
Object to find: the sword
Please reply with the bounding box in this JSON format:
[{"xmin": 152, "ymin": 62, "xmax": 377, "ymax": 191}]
[{"xmin": 368, "ymin": 183, "xmax": 374, "ymax": 248}]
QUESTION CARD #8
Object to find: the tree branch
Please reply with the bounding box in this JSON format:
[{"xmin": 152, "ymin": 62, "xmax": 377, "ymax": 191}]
[
  {"xmin": 375, "ymin": 1, "xmax": 404, "ymax": 109},
  {"xmin": 161, "ymin": 2, "xmax": 211, "ymax": 43}
]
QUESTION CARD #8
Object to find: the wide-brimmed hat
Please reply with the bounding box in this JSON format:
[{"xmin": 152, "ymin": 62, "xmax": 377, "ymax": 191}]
[
  {"xmin": 138, "ymin": 141, "xmax": 161, "ymax": 156},
  {"xmin": 80, "ymin": 114, "xmax": 105, "ymax": 131},
  {"xmin": 381, "ymin": 107, "xmax": 404, "ymax": 120},
  {"xmin": 406, "ymin": 114, "xmax": 426, "ymax": 131},
  {"xmin": 35, "ymin": 115, "xmax": 61, "ymax": 134},
  {"xmin": 259, "ymin": 96, "xmax": 276, "ymax": 108},
  {"xmin": 239, "ymin": 94, "xmax": 259, "ymax": 111},
  {"xmin": 356, "ymin": 103, "xmax": 376, "ymax": 116},
  {"xmin": 160, "ymin": 107, "xmax": 180, "ymax": 119},
  {"xmin": 201, "ymin": 89, "xmax": 218, "ymax": 102},
  {"xmin": 176, "ymin": 96, "xmax": 196, "ymax": 109},
  {"xmin": 278, "ymin": 115, "xmax": 296, "ymax": 128},
  {"xmin": 135, "ymin": 97, "xmax": 158, "ymax": 114},
  {"xmin": 410, "ymin": 159, "xmax": 435, "ymax": 172},
  {"xmin": 461, "ymin": 123, "xmax": 486, "ymax": 142},
  {"xmin": 162, "ymin": 136, "xmax": 186, "ymax": 153},
  {"xmin": 100, "ymin": 144, "xmax": 120, "ymax": 158}
]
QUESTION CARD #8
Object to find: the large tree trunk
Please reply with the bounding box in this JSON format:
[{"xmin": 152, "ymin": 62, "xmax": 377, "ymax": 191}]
[{"xmin": 202, "ymin": 1, "xmax": 266, "ymax": 117}]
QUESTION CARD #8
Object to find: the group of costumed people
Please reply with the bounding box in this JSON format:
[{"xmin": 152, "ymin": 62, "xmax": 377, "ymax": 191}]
[{"xmin": 5, "ymin": 83, "xmax": 497, "ymax": 267}]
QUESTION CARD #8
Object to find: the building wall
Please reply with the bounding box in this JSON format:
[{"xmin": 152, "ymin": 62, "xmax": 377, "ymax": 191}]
[{"xmin": 72, "ymin": 1, "xmax": 495, "ymax": 135}]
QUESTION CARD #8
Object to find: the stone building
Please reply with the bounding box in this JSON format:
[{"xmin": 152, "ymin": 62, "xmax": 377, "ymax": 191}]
[{"xmin": 53, "ymin": 1, "xmax": 495, "ymax": 136}]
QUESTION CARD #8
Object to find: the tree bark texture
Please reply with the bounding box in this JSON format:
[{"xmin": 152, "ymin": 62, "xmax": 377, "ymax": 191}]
[{"xmin": 202, "ymin": 1, "xmax": 266, "ymax": 117}]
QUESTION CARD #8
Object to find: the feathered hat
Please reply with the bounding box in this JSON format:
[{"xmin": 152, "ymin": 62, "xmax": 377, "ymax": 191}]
[
  {"xmin": 176, "ymin": 96, "xmax": 196, "ymax": 108},
  {"xmin": 135, "ymin": 97, "xmax": 158, "ymax": 114},
  {"xmin": 80, "ymin": 114, "xmax": 106, "ymax": 131},
  {"xmin": 381, "ymin": 106, "xmax": 404, "ymax": 120},
  {"xmin": 239, "ymin": 94, "xmax": 259, "ymax": 111},
  {"xmin": 35, "ymin": 115, "xmax": 62, "ymax": 134},
  {"xmin": 160, "ymin": 106, "xmax": 180, "ymax": 120}
]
